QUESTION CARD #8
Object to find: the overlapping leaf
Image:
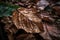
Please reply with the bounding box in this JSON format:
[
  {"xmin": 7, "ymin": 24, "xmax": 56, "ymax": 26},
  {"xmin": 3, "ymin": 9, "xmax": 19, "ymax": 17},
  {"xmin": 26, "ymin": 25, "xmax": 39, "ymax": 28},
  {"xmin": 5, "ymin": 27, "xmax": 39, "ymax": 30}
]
[{"xmin": 0, "ymin": 2, "xmax": 20, "ymax": 17}]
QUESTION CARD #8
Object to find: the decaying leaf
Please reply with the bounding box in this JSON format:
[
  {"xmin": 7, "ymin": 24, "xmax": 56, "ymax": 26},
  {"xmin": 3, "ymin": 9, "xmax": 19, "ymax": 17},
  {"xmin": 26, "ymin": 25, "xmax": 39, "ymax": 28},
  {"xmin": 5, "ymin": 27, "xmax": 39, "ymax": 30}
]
[{"xmin": 12, "ymin": 7, "xmax": 44, "ymax": 33}]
